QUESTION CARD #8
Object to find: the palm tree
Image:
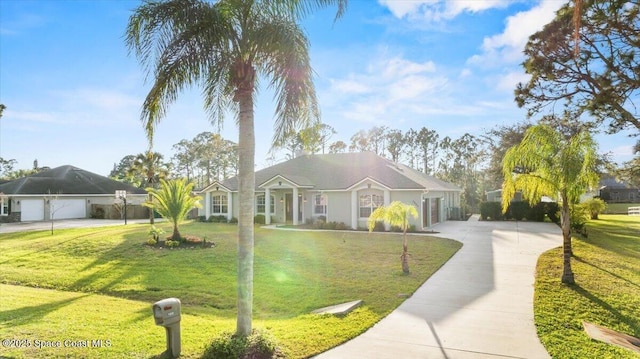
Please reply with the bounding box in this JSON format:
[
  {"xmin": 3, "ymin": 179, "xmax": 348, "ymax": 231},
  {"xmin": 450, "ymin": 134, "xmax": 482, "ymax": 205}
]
[
  {"xmin": 368, "ymin": 201, "xmax": 419, "ymax": 274},
  {"xmin": 125, "ymin": 0, "xmax": 345, "ymax": 336},
  {"xmin": 145, "ymin": 178, "xmax": 201, "ymax": 241},
  {"xmin": 501, "ymin": 124, "xmax": 598, "ymax": 284},
  {"xmin": 128, "ymin": 151, "xmax": 169, "ymax": 225}
]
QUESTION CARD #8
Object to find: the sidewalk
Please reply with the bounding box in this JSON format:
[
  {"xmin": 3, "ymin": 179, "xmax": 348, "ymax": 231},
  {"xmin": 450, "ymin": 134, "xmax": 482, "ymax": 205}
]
[{"xmin": 315, "ymin": 216, "xmax": 562, "ymax": 359}]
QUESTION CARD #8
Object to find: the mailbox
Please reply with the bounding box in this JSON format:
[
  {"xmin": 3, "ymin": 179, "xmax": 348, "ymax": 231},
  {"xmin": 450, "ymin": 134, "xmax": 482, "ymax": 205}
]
[
  {"xmin": 153, "ymin": 298, "xmax": 181, "ymax": 326},
  {"xmin": 152, "ymin": 298, "xmax": 181, "ymax": 358}
]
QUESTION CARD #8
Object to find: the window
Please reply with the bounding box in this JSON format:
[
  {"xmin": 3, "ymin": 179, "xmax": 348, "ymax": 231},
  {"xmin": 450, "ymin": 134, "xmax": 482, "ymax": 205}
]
[
  {"xmin": 313, "ymin": 194, "xmax": 327, "ymax": 215},
  {"xmin": 211, "ymin": 195, "xmax": 228, "ymax": 214},
  {"xmin": 0, "ymin": 198, "xmax": 8, "ymax": 216},
  {"xmin": 256, "ymin": 195, "xmax": 275, "ymax": 214},
  {"xmin": 359, "ymin": 194, "xmax": 383, "ymax": 218}
]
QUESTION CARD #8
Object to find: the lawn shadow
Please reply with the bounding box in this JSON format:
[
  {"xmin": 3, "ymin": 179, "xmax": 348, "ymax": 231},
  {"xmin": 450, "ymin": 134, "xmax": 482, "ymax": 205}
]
[
  {"xmin": 573, "ymin": 255, "xmax": 640, "ymax": 290},
  {"xmin": 0, "ymin": 295, "xmax": 88, "ymax": 327},
  {"xmin": 570, "ymin": 284, "xmax": 640, "ymax": 336}
]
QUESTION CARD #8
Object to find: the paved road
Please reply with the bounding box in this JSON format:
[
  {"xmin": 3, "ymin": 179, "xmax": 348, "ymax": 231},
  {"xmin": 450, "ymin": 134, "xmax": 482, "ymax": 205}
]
[
  {"xmin": 315, "ymin": 216, "xmax": 561, "ymax": 359},
  {"xmin": 0, "ymin": 218, "xmax": 156, "ymax": 233}
]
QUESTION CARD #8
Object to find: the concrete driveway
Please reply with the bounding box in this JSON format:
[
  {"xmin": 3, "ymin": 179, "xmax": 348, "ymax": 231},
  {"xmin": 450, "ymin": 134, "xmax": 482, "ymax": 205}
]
[{"xmin": 315, "ymin": 216, "xmax": 562, "ymax": 359}]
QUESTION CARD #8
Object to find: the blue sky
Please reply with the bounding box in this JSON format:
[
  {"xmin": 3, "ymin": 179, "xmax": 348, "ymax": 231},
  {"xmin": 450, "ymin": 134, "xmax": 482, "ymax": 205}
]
[{"xmin": 0, "ymin": 0, "xmax": 636, "ymax": 177}]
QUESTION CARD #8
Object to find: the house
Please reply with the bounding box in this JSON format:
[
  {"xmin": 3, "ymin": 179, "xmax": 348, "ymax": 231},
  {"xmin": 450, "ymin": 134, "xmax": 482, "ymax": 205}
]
[
  {"xmin": 0, "ymin": 165, "xmax": 148, "ymax": 223},
  {"xmin": 485, "ymin": 189, "xmax": 523, "ymax": 203},
  {"xmin": 598, "ymin": 177, "xmax": 639, "ymax": 203},
  {"xmin": 197, "ymin": 152, "xmax": 462, "ymax": 229}
]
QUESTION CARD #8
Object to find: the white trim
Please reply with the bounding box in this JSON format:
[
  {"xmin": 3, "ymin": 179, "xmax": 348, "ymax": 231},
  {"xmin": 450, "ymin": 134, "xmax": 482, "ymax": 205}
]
[
  {"xmin": 199, "ymin": 181, "xmax": 231, "ymax": 193},
  {"xmin": 258, "ymin": 175, "xmax": 314, "ymax": 189},
  {"xmin": 346, "ymin": 177, "xmax": 391, "ymax": 191}
]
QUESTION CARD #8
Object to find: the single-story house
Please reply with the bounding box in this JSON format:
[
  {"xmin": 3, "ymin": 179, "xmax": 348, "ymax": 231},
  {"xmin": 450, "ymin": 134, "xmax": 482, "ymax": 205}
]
[
  {"xmin": 485, "ymin": 189, "xmax": 523, "ymax": 203},
  {"xmin": 0, "ymin": 165, "xmax": 148, "ymax": 223},
  {"xmin": 197, "ymin": 152, "xmax": 462, "ymax": 229},
  {"xmin": 598, "ymin": 177, "xmax": 639, "ymax": 203}
]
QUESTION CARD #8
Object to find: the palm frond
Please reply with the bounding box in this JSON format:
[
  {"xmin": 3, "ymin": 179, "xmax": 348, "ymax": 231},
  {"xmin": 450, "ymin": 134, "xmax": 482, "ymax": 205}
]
[{"xmin": 252, "ymin": 17, "xmax": 319, "ymax": 147}]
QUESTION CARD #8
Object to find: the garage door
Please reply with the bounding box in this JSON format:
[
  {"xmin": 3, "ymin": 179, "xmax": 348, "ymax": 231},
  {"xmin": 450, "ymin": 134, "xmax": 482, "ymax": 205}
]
[
  {"xmin": 50, "ymin": 199, "xmax": 86, "ymax": 220},
  {"xmin": 21, "ymin": 199, "xmax": 45, "ymax": 221}
]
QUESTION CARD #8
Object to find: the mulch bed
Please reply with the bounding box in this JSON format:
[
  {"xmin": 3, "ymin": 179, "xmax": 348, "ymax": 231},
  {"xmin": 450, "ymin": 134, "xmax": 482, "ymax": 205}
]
[{"xmin": 145, "ymin": 236, "xmax": 215, "ymax": 249}]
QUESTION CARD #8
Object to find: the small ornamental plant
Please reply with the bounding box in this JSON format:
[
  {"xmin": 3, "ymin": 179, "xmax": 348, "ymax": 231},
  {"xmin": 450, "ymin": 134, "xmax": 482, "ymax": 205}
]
[
  {"xmin": 165, "ymin": 240, "xmax": 180, "ymax": 248},
  {"xmin": 148, "ymin": 225, "xmax": 165, "ymax": 241}
]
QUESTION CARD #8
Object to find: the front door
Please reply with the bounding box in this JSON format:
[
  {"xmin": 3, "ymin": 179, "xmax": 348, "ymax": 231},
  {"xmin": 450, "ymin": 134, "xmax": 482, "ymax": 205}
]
[
  {"xmin": 285, "ymin": 194, "xmax": 293, "ymax": 222},
  {"xmin": 285, "ymin": 194, "xmax": 303, "ymax": 223}
]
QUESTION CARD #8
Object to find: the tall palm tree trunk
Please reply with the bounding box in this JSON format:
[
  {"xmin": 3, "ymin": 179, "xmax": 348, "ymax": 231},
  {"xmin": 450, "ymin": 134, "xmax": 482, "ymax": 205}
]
[
  {"xmin": 235, "ymin": 64, "xmax": 256, "ymax": 337},
  {"xmin": 560, "ymin": 198, "xmax": 575, "ymax": 284}
]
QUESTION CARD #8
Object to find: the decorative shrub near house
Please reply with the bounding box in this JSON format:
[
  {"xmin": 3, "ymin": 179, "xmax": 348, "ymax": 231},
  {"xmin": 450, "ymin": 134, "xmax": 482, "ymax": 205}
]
[{"xmin": 480, "ymin": 201, "xmax": 560, "ymax": 223}]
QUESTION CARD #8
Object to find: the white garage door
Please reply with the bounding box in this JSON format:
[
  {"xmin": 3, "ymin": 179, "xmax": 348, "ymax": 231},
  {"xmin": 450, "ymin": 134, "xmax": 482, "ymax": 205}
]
[
  {"xmin": 51, "ymin": 199, "xmax": 86, "ymax": 220},
  {"xmin": 21, "ymin": 199, "xmax": 45, "ymax": 221}
]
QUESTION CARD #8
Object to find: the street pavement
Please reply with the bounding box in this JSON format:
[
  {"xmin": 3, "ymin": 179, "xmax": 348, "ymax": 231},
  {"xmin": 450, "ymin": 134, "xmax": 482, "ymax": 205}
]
[{"xmin": 0, "ymin": 218, "xmax": 155, "ymax": 233}]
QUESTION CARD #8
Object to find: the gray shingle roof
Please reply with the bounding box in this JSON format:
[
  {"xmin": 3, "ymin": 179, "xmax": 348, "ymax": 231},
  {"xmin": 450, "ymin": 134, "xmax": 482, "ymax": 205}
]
[
  {"xmin": 0, "ymin": 165, "xmax": 147, "ymax": 195},
  {"xmin": 218, "ymin": 152, "xmax": 461, "ymax": 192}
]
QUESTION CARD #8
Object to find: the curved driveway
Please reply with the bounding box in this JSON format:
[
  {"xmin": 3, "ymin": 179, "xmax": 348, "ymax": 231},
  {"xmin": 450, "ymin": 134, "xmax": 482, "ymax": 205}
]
[{"xmin": 315, "ymin": 216, "xmax": 562, "ymax": 359}]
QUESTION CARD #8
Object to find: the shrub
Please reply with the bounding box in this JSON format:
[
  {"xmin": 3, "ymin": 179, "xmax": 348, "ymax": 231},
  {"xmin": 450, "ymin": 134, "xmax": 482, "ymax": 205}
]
[
  {"xmin": 90, "ymin": 207, "xmax": 105, "ymax": 219},
  {"xmin": 544, "ymin": 202, "xmax": 560, "ymax": 223},
  {"xmin": 254, "ymin": 214, "xmax": 265, "ymax": 224},
  {"xmin": 570, "ymin": 204, "xmax": 590, "ymax": 236},
  {"xmin": 165, "ymin": 240, "xmax": 180, "ymax": 248},
  {"xmin": 335, "ymin": 222, "xmax": 349, "ymax": 230},
  {"xmin": 372, "ymin": 221, "xmax": 386, "ymax": 232},
  {"xmin": 583, "ymin": 198, "xmax": 606, "ymax": 220},
  {"xmin": 390, "ymin": 224, "xmax": 416, "ymax": 232},
  {"xmin": 202, "ymin": 329, "xmax": 284, "ymax": 359},
  {"xmin": 148, "ymin": 225, "xmax": 166, "ymax": 241},
  {"xmin": 228, "ymin": 217, "xmax": 238, "ymax": 224},
  {"xmin": 324, "ymin": 221, "xmax": 338, "ymax": 230},
  {"xmin": 209, "ymin": 215, "xmax": 228, "ymax": 223},
  {"xmin": 508, "ymin": 201, "xmax": 528, "ymax": 221},
  {"xmin": 480, "ymin": 202, "xmax": 502, "ymax": 220},
  {"xmin": 526, "ymin": 202, "xmax": 546, "ymax": 222},
  {"xmin": 312, "ymin": 216, "xmax": 326, "ymax": 229},
  {"xmin": 146, "ymin": 238, "xmax": 157, "ymax": 246},
  {"xmin": 197, "ymin": 215, "xmax": 207, "ymax": 222}
]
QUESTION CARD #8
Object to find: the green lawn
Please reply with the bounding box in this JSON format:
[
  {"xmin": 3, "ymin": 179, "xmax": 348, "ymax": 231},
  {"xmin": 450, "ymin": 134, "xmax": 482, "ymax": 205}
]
[
  {"xmin": 0, "ymin": 222, "xmax": 461, "ymax": 358},
  {"xmin": 602, "ymin": 203, "xmax": 640, "ymax": 214},
  {"xmin": 534, "ymin": 215, "xmax": 640, "ymax": 359}
]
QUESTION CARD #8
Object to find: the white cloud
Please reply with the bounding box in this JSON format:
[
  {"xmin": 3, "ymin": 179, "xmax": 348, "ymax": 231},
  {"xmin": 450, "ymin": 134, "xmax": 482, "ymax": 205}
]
[
  {"xmin": 467, "ymin": 0, "xmax": 563, "ymax": 67},
  {"xmin": 494, "ymin": 71, "xmax": 531, "ymax": 92},
  {"xmin": 331, "ymin": 79, "xmax": 372, "ymax": 94},
  {"xmin": 378, "ymin": 0, "xmax": 512, "ymax": 21},
  {"xmin": 323, "ymin": 52, "xmax": 506, "ymax": 126}
]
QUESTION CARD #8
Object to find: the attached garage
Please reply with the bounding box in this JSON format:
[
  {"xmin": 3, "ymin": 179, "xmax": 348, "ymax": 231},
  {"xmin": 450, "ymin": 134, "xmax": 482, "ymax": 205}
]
[
  {"xmin": 50, "ymin": 199, "xmax": 86, "ymax": 220},
  {"xmin": 21, "ymin": 199, "xmax": 45, "ymax": 221}
]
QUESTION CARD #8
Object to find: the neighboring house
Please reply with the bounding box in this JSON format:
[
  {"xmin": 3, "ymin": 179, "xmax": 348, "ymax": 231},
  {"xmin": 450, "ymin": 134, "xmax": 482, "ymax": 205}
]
[
  {"xmin": 598, "ymin": 177, "xmax": 639, "ymax": 203},
  {"xmin": 0, "ymin": 165, "xmax": 148, "ymax": 223},
  {"xmin": 197, "ymin": 152, "xmax": 462, "ymax": 229},
  {"xmin": 485, "ymin": 189, "xmax": 555, "ymax": 204},
  {"xmin": 485, "ymin": 189, "xmax": 523, "ymax": 203}
]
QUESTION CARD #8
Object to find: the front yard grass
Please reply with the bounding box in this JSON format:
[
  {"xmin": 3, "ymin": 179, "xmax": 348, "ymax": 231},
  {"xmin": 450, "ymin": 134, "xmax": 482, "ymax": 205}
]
[
  {"xmin": 534, "ymin": 214, "xmax": 640, "ymax": 359},
  {"xmin": 0, "ymin": 222, "xmax": 461, "ymax": 358}
]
